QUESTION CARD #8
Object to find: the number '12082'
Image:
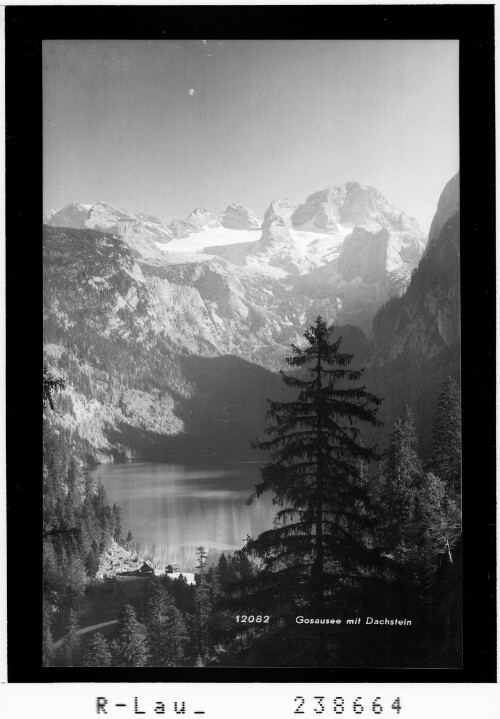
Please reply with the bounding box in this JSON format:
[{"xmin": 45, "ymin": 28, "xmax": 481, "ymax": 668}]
[{"xmin": 293, "ymin": 697, "xmax": 402, "ymax": 714}]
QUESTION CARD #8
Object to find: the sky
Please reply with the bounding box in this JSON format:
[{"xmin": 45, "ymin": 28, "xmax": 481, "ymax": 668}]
[{"xmin": 43, "ymin": 40, "xmax": 458, "ymax": 234}]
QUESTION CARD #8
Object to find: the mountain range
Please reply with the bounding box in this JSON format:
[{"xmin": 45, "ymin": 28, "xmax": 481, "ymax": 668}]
[{"xmin": 43, "ymin": 176, "xmax": 459, "ymax": 461}]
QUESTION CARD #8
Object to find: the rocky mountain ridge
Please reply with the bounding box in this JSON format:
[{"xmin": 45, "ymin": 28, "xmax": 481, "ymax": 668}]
[
  {"xmin": 44, "ymin": 201, "xmax": 174, "ymax": 258},
  {"xmin": 47, "ymin": 182, "xmax": 427, "ymax": 332},
  {"xmin": 292, "ymin": 182, "xmax": 421, "ymax": 234},
  {"xmin": 44, "ymin": 175, "xmax": 459, "ymax": 460}
]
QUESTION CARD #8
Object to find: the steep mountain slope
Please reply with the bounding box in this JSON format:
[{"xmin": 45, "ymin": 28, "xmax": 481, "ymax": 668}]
[
  {"xmin": 364, "ymin": 172, "xmax": 460, "ymax": 455},
  {"xmin": 43, "ymin": 221, "xmax": 377, "ymax": 462},
  {"xmin": 425, "ymin": 172, "xmax": 460, "ymax": 254},
  {"xmin": 43, "ymin": 224, "xmax": 295, "ymax": 462}
]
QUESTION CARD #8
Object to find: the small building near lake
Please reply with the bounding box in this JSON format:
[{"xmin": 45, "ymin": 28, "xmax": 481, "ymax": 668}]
[
  {"xmin": 166, "ymin": 563, "xmax": 180, "ymax": 574},
  {"xmin": 138, "ymin": 562, "xmax": 155, "ymax": 576}
]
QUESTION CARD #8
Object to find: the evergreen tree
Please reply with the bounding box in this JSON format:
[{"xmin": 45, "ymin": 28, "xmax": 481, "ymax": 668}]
[
  {"xmin": 85, "ymin": 540, "xmax": 101, "ymax": 578},
  {"xmin": 192, "ymin": 578, "xmax": 213, "ymax": 661},
  {"xmin": 145, "ymin": 587, "xmax": 188, "ymax": 666},
  {"xmin": 244, "ymin": 317, "xmax": 382, "ymax": 663},
  {"xmin": 232, "ymin": 550, "xmax": 254, "ymax": 580},
  {"xmin": 217, "ymin": 553, "xmax": 229, "ymax": 584},
  {"xmin": 195, "ymin": 546, "xmax": 208, "ymax": 574},
  {"xmin": 82, "ymin": 632, "xmax": 112, "ymax": 667},
  {"xmin": 419, "ymin": 472, "xmax": 461, "ymax": 564},
  {"xmin": 428, "ymin": 377, "xmax": 462, "ymax": 504},
  {"xmin": 377, "ymin": 407, "xmax": 423, "ymax": 559},
  {"xmin": 43, "ymin": 366, "xmax": 65, "ymax": 410},
  {"xmin": 113, "ymin": 604, "xmax": 150, "ymax": 667},
  {"xmin": 170, "ymin": 573, "xmax": 196, "ymax": 615},
  {"xmin": 62, "ymin": 552, "xmax": 87, "ymax": 604},
  {"xmin": 125, "ymin": 529, "xmax": 135, "ymax": 550},
  {"xmin": 112, "ymin": 503, "xmax": 125, "ymax": 543},
  {"xmin": 62, "ymin": 610, "xmax": 80, "ymax": 667}
]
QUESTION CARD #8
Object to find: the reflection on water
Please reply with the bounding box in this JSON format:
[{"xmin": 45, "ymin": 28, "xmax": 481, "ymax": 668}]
[{"xmin": 96, "ymin": 462, "xmax": 275, "ymax": 570}]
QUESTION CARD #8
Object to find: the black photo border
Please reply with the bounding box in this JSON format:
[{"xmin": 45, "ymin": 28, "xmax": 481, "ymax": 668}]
[{"xmin": 5, "ymin": 4, "xmax": 496, "ymax": 683}]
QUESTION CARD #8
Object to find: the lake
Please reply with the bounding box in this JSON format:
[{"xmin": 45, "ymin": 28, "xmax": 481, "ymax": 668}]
[{"xmin": 96, "ymin": 461, "xmax": 276, "ymax": 571}]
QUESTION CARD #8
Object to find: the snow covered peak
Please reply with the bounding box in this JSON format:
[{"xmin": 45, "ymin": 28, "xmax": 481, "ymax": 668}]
[
  {"xmin": 44, "ymin": 201, "xmax": 173, "ymax": 257},
  {"xmin": 168, "ymin": 218, "xmax": 192, "ymax": 239},
  {"xmin": 221, "ymin": 204, "xmax": 262, "ymax": 230},
  {"xmin": 186, "ymin": 208, "xmax": 222, "ymax": 230},
  {"xmin": 43, "ymin": 202, "xmax": 92, "ymax": 230},
  {"xmin": 292, "ymin": 186, "xmax": 348, "ymax": 232},
  {"xmin": 193, "ymin": 184, "xmax": 425, "ymax": 279},
  {"xmin": 261, "ymin": 197, "xmax": 296, "ymax": 235},
  {"xmin": 292, "ymin": 182, "xmax": 423, "ymax": 236}
]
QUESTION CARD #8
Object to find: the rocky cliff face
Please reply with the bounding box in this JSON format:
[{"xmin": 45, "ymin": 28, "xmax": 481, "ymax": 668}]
[
  {"xmin": 292, "ymin": 182, "xmax": 422, "ymax": 235},
  {"xmin": 168, "ymin": 208, "xmax": 223, "ymax": 238},
  {"xmin": 372, "ymin": 216, "xmax": 460, "ymax": 362},
  {"xmin": 168, "ymin": 218, "xmax": 193, "ymax": 239},
  {"xmin": 425, "ymin": 171, "xmax": 460, "ymax": 252},
  {"xmin": 365, "ymin": 172, "xmax": 460, "ymax": 455},
  {"xmin": 260, "ymin": 197, "xmax": 297, "ymax": 243},
  {"xmin": 221, "ymin": 203, "xmax": 261, "ymax": 230},
  {"xmin": 186, "ymin": 207, "xmax": 223, "ymax": 230},
  {"xmin": 371, "ymin": 173, "xmax": 460, "ymax": 365}
]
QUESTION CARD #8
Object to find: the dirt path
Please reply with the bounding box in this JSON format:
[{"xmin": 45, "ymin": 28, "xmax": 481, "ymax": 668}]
[
  {"xmin": 53, "ymin": 619, "xmax": 118, "ymax": 650},
  {"xmin": 53, "ymin": 575, "xmax": 155, "ymax": 653}
]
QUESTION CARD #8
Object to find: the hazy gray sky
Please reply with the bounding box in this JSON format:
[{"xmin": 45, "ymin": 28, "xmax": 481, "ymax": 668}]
[{"xmin": 43, "ymin": 40, "xmax": 458, "ymax": 233}]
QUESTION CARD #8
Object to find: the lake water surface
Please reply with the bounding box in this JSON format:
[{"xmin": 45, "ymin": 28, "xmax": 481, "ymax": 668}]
[{"xmin": 97, "ymin": 462, "xmax": 275, "ymax": 571}]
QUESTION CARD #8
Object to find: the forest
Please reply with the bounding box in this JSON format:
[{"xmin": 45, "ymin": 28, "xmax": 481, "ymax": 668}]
[{"xmin": 42, "ymin": 316, "xmax": 461, "ymax": 668}]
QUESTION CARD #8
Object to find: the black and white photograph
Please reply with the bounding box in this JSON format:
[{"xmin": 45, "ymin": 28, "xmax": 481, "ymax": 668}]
[
  {"xmin": 40, "ymin": 36, "xmax": 464, "ymax": 670},
  {"xmin": 4, "ymin": 5, "xmax": 496, "ymax": 693}
]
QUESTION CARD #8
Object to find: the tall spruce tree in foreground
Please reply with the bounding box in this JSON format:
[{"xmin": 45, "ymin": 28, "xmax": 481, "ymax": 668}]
[{"xmin": 244, "ymin": 317, "xmax": 382, "ymax": 663}]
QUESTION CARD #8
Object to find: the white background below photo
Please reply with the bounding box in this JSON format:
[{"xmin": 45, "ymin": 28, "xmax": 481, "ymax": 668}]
[
  {"xmin": 1, "ymin": 1, "xmax": 498, "ymax": 717},
  {"xmin": 1, "ymin": 683, "xmax": 500, "ymax": 718}
]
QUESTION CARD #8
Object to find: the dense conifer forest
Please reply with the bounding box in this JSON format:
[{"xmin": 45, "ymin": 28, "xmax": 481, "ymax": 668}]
[{"xmin": 43, "ymin": 317, "xmax": 462, "ymax": 668}]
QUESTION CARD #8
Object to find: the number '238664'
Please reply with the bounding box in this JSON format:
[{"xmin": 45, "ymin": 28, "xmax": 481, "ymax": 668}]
[{"xmin": 294, "ymin": 696, "xmax": 402, "ymax": 714}]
